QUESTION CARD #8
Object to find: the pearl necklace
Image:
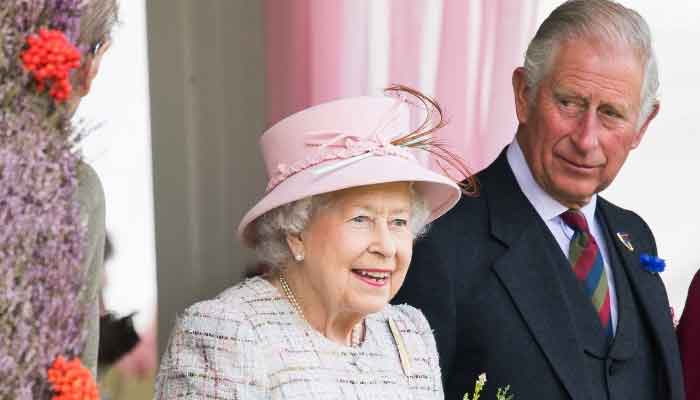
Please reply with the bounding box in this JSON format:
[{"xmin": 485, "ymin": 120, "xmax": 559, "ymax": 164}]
[{"xmin": 279, "ymin": 273, "xmax": 363, "ymax": 347}]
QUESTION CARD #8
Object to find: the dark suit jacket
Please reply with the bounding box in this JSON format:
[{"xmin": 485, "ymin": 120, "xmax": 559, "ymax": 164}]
[
  {"xmin": 394, "ymin": 150, "xmax": 684, "ymax": 400},
  {"xmin": 678, "ymin": 270, "xmax": 700, "ymax": 399}
]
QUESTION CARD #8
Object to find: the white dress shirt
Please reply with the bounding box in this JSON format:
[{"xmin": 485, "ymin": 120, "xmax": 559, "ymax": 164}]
[{"xmin": 506, "ymin": 139, "xmax": 618, "ymax": 334}]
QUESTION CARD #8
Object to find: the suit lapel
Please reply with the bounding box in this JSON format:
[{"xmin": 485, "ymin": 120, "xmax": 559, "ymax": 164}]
[
  {"xmin": 597, "ymin": 199, "xmax": 683, "ymax": 399},
  {"xmin": 484, "ymin": 152, "xmax": 589, "ymax": 400},
  {"xmin": 597, "ymin": 215, "xmax": 638, "ymax": 361}
]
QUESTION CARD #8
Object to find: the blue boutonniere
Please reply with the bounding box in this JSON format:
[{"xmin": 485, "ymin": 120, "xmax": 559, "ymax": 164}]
[{"xmin": 640, "ymin": 253, "xmax": 665, "ymax": 273}]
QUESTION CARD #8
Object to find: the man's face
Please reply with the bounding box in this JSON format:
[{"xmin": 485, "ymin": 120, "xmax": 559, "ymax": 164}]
[{"xmin": 513, "ymin": 39, "xmax": 658, "ymax": 209}]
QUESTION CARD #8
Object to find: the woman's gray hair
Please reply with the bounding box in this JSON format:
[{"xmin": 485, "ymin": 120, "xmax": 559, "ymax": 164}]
[
  {"xmin": 252, "ymin": 184, "xmax": 431, "ymax": 270},
  {"xmin": 523, "ymin": 0, "xmax": 658, "ymax": 124}
]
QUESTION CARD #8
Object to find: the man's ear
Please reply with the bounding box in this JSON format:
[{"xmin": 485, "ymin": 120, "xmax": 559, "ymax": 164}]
[
  {"xmin": 75, "ymin": 41, "xmax": 111, "ymax": 98},
  {"xmin": 631, "ymin": 102, "xmax": 660, "ymax": 149},
  {"xmin": 512, "ymin": 67, "xmax": 532, "ymax": 125}
]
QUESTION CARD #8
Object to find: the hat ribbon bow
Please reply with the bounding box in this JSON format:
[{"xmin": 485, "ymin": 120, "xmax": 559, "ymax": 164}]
[{"xmin": 266, "ymin": 130, "xmax": 416, "ymax": 192}]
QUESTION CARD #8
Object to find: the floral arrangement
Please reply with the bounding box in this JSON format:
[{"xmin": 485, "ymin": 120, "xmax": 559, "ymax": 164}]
[
  {"xmin": 464, "ymin": 373, "xmax": 514, "ymax": 400},
  {"xmin": 0, "ymin": 1, "xmax": 97, "ymax": 398}
]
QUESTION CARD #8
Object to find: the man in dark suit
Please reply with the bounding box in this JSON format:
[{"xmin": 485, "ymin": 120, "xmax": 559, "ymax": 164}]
[{"xmin": 394, "ymin": 1, "xmax": 685, "ymax": 399}]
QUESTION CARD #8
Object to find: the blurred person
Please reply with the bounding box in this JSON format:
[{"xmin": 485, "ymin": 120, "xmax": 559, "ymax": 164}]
[
  {"xmin": 100, "ymin": 320, "xmax": 157, "ymax": 400},
  {"xmin": 98, "ymin": 235, "xmax": 140, "ymax": 376},
  {"xmin": 98, "ymin": 312, "xmax": 140, "ymax": 372},
  {"xmin": 115, "ymin": 320, "xmax": 157, "ymax": 380},
  {"xmin": 155, "ymin": 87, "xmax": 474, "ymax": 399},
  {"xmin": 394, "ymin": 1, "xmax": 684, "ymax": 399},
  {"xmin": 97, "ymin": 233, "xmax": 156, "ymax": 400}
]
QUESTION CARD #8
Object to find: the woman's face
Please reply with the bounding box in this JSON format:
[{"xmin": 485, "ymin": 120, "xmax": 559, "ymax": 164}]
[{"xmin": 289, "ymin": 182, "xmax": 415, "ymax": 317}]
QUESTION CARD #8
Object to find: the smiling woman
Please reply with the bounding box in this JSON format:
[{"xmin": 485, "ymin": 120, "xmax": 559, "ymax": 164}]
[
  {"xmin": 154, "ymin": 86, "xmax": 472, "ymax": 399},
  {"xmin": 274, "ymin": 182, "xmax": 420, "ymax": 342}
]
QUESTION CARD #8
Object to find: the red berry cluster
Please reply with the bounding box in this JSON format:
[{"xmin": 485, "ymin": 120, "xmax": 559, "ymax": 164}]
[
  {"xmin": 47, "ymin": 356, "xmax": 100, "ymax": 400},
  {"xmin": 20, "ymin": 28, "xmax": 82, "ymax": 102}
]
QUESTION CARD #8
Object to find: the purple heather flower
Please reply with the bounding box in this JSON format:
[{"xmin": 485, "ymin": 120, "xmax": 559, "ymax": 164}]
[{"xmin": 1, "ymin": 1, "xmax": 91, "ymax": 398}]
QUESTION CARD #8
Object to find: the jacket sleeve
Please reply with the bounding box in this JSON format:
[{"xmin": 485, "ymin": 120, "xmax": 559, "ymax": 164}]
[
  {"xmin": 76, "ymin": 163, "xmax": 106, "ymax": 376},
  {"xmin": 154, "ymin": 302, "xmax": 267, "ymax": 399}
]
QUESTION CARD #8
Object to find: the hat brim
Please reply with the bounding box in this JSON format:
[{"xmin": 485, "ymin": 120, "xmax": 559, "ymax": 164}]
[{"xmin": 238, "ymin": 155, "xmax": 461, "ymax": 245}]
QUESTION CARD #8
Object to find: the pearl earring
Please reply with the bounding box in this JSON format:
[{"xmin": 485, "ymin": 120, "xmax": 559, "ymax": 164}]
[{"xmin": 294, "ymin": 254, "xmax": 304, "ymax": 262}]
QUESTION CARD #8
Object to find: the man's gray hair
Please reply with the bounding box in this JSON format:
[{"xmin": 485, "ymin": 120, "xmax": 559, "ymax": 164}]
[
  {"xmin": 251, "ymin": 185, "xmax": 431, "ymax": 270},
  {"xmin": 524, "ymin": 0, "xmax": 658, "ymax": 122}
]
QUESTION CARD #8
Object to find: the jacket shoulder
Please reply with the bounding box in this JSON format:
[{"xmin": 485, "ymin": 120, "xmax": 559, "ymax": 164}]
[
  {"xmin": 156, "ymin": 279, "xmax": 269, "ymax": 397},
  {"xmin": 598, "ymin": 197, "xmax": 655, "ymax": 243},
  {"xmin": 386, "ymin": 303, "xmax": 432, "ymax": 333},
  {"xmin": 183, "ymin": 277, "xmax": 277, "ymax": 324},
  {"xmin": 425, "ymin": 188, "xmax": 488, "ymax": 238}
]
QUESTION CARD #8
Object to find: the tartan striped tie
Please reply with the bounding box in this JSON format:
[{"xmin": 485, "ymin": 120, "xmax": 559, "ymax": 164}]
[{"xmin": 561, "ymin": 210, "xmax": 613, "ymax": 338}]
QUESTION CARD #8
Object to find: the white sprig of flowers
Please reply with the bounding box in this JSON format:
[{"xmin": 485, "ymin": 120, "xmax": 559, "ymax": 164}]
[{"xmin": 463, "ymin": 373, "xmax": 514, "ymax": 400}]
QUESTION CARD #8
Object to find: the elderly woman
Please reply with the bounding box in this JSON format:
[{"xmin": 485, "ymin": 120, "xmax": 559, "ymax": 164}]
[
  {"xmin": 155, "ymin": 87, "xmax": 473, "ymax": 399},
  {"xmin": 678, "ymin": 269, "xmax": 700, "ymax": 400}
]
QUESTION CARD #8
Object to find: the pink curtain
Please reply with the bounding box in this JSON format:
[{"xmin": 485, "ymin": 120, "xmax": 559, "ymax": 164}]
[
  {"xmin": 265, "ymin": 0, "xmax": 539, "ymax": 172},
  {"xmin": 434, "ymin": 0, "xmax": 539, "ymax": 169},
  {"xmin": 265, "ymin": 0, "xmax": 369, "ymax": 127}
]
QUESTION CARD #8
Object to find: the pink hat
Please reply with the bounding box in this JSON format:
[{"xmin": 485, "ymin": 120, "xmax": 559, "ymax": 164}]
[{"xmin": 238, "ymin": 91, "xmax": 464, "ymax": 245}]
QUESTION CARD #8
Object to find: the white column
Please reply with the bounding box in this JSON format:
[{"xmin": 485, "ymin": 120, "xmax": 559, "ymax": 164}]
[{"xmin": 147, "ymin": 0, "xmax": 267, "ymax": 357}]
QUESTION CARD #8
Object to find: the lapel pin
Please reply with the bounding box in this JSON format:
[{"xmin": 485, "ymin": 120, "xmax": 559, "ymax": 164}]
[{"xmin": 616, "ymin": 232, "xmax": 634, "ymax": 252}]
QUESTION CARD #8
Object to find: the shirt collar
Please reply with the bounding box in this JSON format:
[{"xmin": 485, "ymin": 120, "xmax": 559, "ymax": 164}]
[{"xmin": 506, "ymin": 138, "xmax": 597, "ymax": 223}]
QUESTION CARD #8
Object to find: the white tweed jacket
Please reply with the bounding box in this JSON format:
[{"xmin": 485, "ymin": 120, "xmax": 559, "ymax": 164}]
[{"xmin": 155, "ymin": 277, "xmax": 444, "ymax": 399}]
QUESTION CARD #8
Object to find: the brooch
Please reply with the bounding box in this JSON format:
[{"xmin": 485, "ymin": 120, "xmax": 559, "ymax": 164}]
[
  {"xmin": 616, "ymin": 232, "xmax": 634, "ymax": 252},
  {"xmin": 388, "ymin": 317, "xmax": 412, "ymax": 377}
]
